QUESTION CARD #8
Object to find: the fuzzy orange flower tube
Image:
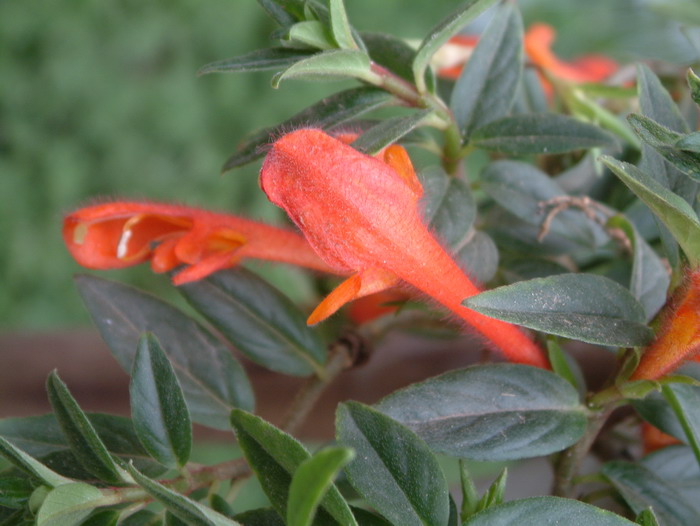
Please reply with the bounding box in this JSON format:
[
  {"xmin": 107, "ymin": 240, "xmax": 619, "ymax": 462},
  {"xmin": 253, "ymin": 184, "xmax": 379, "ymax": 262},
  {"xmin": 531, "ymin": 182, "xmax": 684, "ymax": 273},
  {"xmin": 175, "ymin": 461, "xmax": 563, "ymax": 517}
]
[
  {"xmin": 63, "ymin": 201, "xmax": 337, "ymax": 285},
  {"xmin": 260, "ymin": 128, "xmax": 549, "ymax": 368},
  {"xmin": 631, "ymin": 269, "xmax": 700, "ymax": 380}
]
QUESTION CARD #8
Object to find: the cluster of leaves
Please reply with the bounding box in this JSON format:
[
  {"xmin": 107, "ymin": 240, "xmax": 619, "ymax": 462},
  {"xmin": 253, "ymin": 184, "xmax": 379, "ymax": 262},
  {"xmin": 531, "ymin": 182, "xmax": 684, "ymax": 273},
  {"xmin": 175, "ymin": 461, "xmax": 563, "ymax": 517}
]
[{"xmin": 4, "ymin": 0, "xmax": 700, "ymax": 524}]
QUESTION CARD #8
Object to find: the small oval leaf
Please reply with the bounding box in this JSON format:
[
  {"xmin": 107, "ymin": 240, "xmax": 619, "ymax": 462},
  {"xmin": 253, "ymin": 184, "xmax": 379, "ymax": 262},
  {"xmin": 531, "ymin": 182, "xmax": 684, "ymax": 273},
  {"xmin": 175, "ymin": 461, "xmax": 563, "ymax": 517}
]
[
  {"xmin": 464, "ymin": 273, "xmax": 654, "ymax": 347},
  {"xmin": 375, "ymin": 364, "xmax": 586, "ymax": 461},
  {"xmin": 272, "ymin": 49, "xmax": 375, "ymax": 88},
  {"xmin": 36, "ymin": 483, "xmax": 107, "ymax": 526}
]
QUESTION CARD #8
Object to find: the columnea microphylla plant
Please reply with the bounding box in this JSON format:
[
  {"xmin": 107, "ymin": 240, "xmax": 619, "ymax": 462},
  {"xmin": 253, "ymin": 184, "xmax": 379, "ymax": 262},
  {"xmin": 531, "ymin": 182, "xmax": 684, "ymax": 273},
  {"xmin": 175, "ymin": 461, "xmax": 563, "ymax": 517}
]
[{"xmin": 5, "ymin": 1, "xmax": 700, "ymax": 525}]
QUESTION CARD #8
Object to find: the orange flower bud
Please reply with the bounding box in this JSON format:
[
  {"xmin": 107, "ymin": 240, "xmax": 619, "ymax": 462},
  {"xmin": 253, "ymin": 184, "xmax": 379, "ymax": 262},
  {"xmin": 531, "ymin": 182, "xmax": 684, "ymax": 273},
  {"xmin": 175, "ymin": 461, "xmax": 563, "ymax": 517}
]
[{"xmin": 260, "ymin": 129, "xmax": 548, "ymax": 367}]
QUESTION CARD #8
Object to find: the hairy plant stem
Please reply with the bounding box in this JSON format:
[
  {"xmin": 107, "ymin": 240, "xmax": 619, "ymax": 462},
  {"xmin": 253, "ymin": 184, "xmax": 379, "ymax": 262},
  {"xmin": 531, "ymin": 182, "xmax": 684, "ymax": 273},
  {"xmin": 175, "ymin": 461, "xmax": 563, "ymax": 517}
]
[{"xmin": 552, "ymin": 403, "xmax": 615, "ymax": 498}]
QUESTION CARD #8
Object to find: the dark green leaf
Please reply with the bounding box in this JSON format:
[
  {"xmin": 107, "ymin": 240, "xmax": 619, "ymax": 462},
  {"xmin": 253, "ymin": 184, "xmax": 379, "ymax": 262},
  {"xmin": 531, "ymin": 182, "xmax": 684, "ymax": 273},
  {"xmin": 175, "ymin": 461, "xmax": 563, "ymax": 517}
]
[
  {"xmin": 272, "ymin": 49, "xmax": 375, "ymax": 88},
  {"xmin": 336, "ymin": 402, "xmax": 450, "ymax": 526},
  {"xmin": 350, "ymin": 110, "xmax": 433, "ymax": 155},
  {"xmin": 230, "ymin": 410, "xmax": 356, "ymax": 526},
  {"xmin": 328, "ymin": 0, "xmax": 356, "ymax": 49},
  {"xmin": 127, "ymin": 464, "xmax": 242, "ymax": 526},
  {"xmin": 607, "ymin": 215, "xmax": 670, "ymax": 321},
  {"xmin": 0, "ymin": 477, "xmax": 32, "ymax": 509},
  {"xmin": 181, "ymin": 268, "xmax": 326, "ymax": 377},
  {"xmin": 80, "ymin": 509, "xmax": 120, "ymax": 526},
  {"xmin": 637, "ymin": 64, "xmax": 688, "ymax": 134},
  {"xmin": 130, "ymin": 334, "xmax": 192, "ymax": 469},
  {"xmin": 462, "ymin": 496, "xmax": 637, "ymax": 525},
  {"xmin": 0, "ymin": 413, "xmax": 165, "ymax": 479},
  {"xmin": 471, "ymin": 113, "xmax": 617, "ymax": 154},
  {"xmin": 375, "ymin": 364, "xmax": 586, "ymax": 460},
  {"xmin": 642, "ymin": 445, "xmax": 700, "ymax": 512},
  {"xmin": 0, "ymin": 437, "xmax": 71, "ymax": 488},
  {"xmin": 234, "ymin": 508, "xmax": 285, "ymax": 526},
  {"xmin": 628, "ymin": 113, "xmax": 700, "ymax": 182},
  {"xmin": 662, "ymin": 384, "xmax": 700, "ymax": 468},
  {"xmin": 36, "ymin": 483, "xmax": 107, "ymax": 526},
  {"xmin": 412, "ymin": 0, "xmax": 500, "ymax": 93},
  {"xmin": 602, "ymin": 461, "xmax": 700, "ymax": 526},
  {"xmin": 676, "ymin": 131, "xmax": 700, "ymax": 152},
  {"xmin": 362, "ymin": 32, "xmax": 421, "ymax": 85},
  {"xmin": 420, "ymin": 166, "xmax": 476, "ymax": 249},
  {"xmin": 501, "ymin": 256, "xmax": 569, "ymax": 283},
  {"xmin": 118, "ymin": 509, "xmax": 162, "ymax": 526},
  {"xmin": 257, "ymin": 0, "xmax": 307, "ymax": 27},
  {"xmin": 350, "ymin": 508, "xmax": 392, "ymax": 526},
  {"xmin": 287, "ymin": 447, "xmax": 355, "ymax": 526},
  {"xmin": 464, "ymin": 274, "xmax": 653, "ymax": 347},
  {"xmin": 75, "ymin": 275, "xmax": 253, "ymax": 430},
  {"xmin": 221, "ymin": 87, "xmax": 394, "ymax": 172},
  {"xmin": 451, "ymin": 4, "xmax": 523, "ymax": 137},
  {"xmin": 481, "ymin": 160, "xmax": 606, "ymax": 249},
  {"xmin": 197, "ymin": 48, "xmax": 312, "ymax": 76},
  {"xmin": 633, "ymin": 392, "xmax": 686, "ymax": 444},
  {"xmin": 46, "ymin": 372, "xmax": 127, "ymax": 485},
  {"xmin": 688, "ymin": 68, "xmax": 700, "ymax": 107},
  {"xmin": 475, "ymin": 469, "xmax": 507, "ymax": 513},
  {"xmin": 601, "ymin": 157, "xmax": 700, "ymax": 267}
]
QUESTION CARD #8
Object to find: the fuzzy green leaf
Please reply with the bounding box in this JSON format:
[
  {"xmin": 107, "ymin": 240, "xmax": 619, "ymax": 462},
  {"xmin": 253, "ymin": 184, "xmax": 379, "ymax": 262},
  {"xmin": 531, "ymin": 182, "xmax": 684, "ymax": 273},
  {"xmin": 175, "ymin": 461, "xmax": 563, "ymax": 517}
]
[
  {"xmin": 180, "ymin": 269, "xmax": 326, "ymax": 377},
  {"xmin": 412, "ymin": 0, "xmax": 499, "ymax": 93},
  {"xmin": 689, "ymin": 68, "xmax": 700, "ymax": 107},
  {"xmin": 602, "ymin": 461, "xmax": 700, "ymax": 526},
  {"xmin": 272, "ymin": 49, "xmax": 374, "ymax": 88},
  {"xmin": 197, "ymin": 48, "xmax": 312, "ymax": 76},
  {"xmin": 0, "ymin": 437, "xmax": 72, "ymax": 488},
  {"xmin": 46, "ymin": 372, "xmax": 128, "ymax": 485},
  {"xmin": 336, "ymin": 402, "xmax": 450, "ymax": 526},
  {"xmin": 472, "ymin": 113, "xmax": 617, "ymax": 154},
  {"xmin": 75, "ymin": 275, "xmax": 253, "ymax": 430},
  {"xmin": 351, "ymin": 110, "xmax": 432, "ymax": 154},
  {"xmin": 287, "ymin": 447, "xmax": 355, "ymax": 526},
  {"xmin": 130, "ymin": 334, "xmax": 192, "ymax": 469},
  {"xmin": 375, "ymin": 364, "xmax": 586, "ymax": 460},
  {"xmin": 230, "ymin": 410, "xmax": 357, "ymax": 526},
  {"xmin": 464, "ymin": 273, "xmax": 653, "ymax": 347},
  {"xmin": 221, "ymin": 87, "xmax": 393, "ymax": 172},
  {"xmin": 328, "ymin": 0, "xmax": 356, "ymax": 49},
  {"xmin": 451, "ymin": 3, "xmax": 523, "ymax": 137},
  {"xmin": 462, "ymin": 496, "xmax": 637, "ymax": 525},
  {"xmin": 36, "ymin": 483, "xmax": 108, "ymax": 526},
  {"xmin": 286, "ymin": 21, "xmax": 336, "ymax": 50},
  {"xmin": 602, "ymin": 156, "xmax": 700, "ymax": 266}
]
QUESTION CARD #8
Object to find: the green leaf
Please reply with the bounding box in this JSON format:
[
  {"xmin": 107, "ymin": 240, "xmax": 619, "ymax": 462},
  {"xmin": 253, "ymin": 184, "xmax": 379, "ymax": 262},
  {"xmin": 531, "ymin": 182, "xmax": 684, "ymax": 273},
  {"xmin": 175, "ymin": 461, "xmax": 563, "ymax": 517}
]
[
  {"xmin": 637, "ymin": 64, "xmax": 688, "ymax": 135},
  {"xmin": 36, "ymin": 483, "xmax": 108, "ymax": 526},
  {"xmin": 412, "ymin": 0, "xmax": 499, "ymax": 93},
  {"xmin": 420, "ymin": 166, "xmax": 476, "ymax": 248},
  {"xmin": 481, "ymin": 160, "xmax": 606, "ymax": 249},
  {"xmin": 642, "ymin": 445, "xmax": 700, "ymax": 511},
  {"xmin": 375, "ymin": 364, "xmax": 586, "ymax": 460},
  {"xmin": 675, "ymin": 131, "xmax": 700, "ymax": 153},
  {"xmin": 471, "ymin": 113, "xmax": 617, "ymax": 155},
  {"xmin": 46, "ymin": 372, "xmax": 128, "ymax": 485},
  {"xmin": 336, "ymin": 402, "xmax": 450, "ymax": 526},
  {"xmin": 607, "ymin": 215, "xmax": 670, "ymax": 321},
  {"xmin": 130, "ymin": 334, "xmax": 192, "ymax": 469},
  {"xmin": 464, "ymin": 273, "xmax": 653, "ymax": 347},
  {"xmin": 461, "ymin": 496, "xmax": 638, "ymax": 525},
  {"xmin": 80, "ymin": 509, "xmax": 121, "ymax": 526},
  {"xmin": 197, "ymin": 48, "xmax": 312, "ymax": 76},
  {"xmin": 230, "ymin": 410, "xmax": 357, "ymax": 526},
  {"xmin": 476, "ymin": 469, "xmax": 507, "ymax": 513},
  {"xmin": 257, "ymin": 0, "xmax": 307, "ymax": 27},
  {"xmin": 350, "ymin": 110, "xmax": 433, "ymax": 155},
  {"xmin": 362, "ymin": 32, "xmax": 423, "ymax": 85},
  {"xmin": 0, "ymin": 437, "xmax": 72, "ymax": 488},
  {"xmin": 628, "ymin": 113, "xmax": 700, "ymax": 182},
  {"xmin": 287, "ymin": 447, "xmax": 355, "ymax": 526},
  {"xmin": 118, "ymin": 509, "xmax": 162, "ymax": 526},
  {"xmin": 662, "ymin": 384, "xmax": 700, "ymax": 468},
  {"xmin": 688, "ymin": 68, "xmax": 700, "ymax": 107},
  {"xmin": 234, "ymin": 508, "xmax": 286, "ymax": 526},
  {"xmin": 180, "ymin": 268, "xmax": 326, "ymax": 377},
  {"xmin": 0, "ymin": 477, "xmax": 33, "ymax": 509},
  {"xmin": 459, "ymin": 461, "xmax": 479, "ymax": 521},
  {"xmin": 454, "ymin": 230, "xmax": 499, "ymax": 284},
  {"xmin": 286, "ymin": 21, "xmax": 336, "ymax": 50},
  {"xmin": 221, "ymin": 87, "xmax": 393, "ymax": 172},
  {"xmin": 328, "ymin": 0, "xmax": 356, "ymax": 49},
  {"xmin": 75, "ymin": 275, "xmax": 253, "ymax": 430},
  {"xmin": 272, "ymin": 49, "xmax": 375, "ymax": 88},
  {"xmin": 127, "ymin": 464, "xmax": 242, "ymax": 526},
  {"xmin": 601, "ymin": 157, "xmax": 700, "ymax": 266},
  {"xmin": 0, "ymin": 413, "xmax": 165, "ymax": 479},
  {"xmin": 636, "ymin": 509, "xmax": 660, "ymax": 526},
  {"xmin": 602, "ymin": 461, "xmax": 700, "ymax": 526},
  {"xmin": 451, "ymin": 3, "xmax": 523, "ymax": 137},
  {"xmin": 547, "ymin": 340, "xmax": 583, "ymax": 393}
]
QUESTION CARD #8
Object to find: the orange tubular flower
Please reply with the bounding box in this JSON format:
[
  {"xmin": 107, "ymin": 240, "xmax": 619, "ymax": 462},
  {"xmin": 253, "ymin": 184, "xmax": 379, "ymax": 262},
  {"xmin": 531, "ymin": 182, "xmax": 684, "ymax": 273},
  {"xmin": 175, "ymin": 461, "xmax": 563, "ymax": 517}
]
[
  {"xmin": 63, "ymin": 201, "xmax": 338, "ymax": 285},
  {"xmin": 632, "ymin": 270, "xmax": 700, "ymax": 380},
  {"xmin": 260, "ymin": 129, "xmax": 549, "ymax": 368}
]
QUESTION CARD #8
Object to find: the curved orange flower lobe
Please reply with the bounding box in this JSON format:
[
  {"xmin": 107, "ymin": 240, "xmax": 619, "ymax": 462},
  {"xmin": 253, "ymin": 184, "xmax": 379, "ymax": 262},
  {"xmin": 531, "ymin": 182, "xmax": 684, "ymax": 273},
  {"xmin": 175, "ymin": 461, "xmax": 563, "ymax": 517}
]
[
  {"xmin": 63, "ymin": 201, "xmax": 336, "ymax": 284},
  {"xmin": 261, "ymin": 129, "xmax": 548, "ymax": 367}
]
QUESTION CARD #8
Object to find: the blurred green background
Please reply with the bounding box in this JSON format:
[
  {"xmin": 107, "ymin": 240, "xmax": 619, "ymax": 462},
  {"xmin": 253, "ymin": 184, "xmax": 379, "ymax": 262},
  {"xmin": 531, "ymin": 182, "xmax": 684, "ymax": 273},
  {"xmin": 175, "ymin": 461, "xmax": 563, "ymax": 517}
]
[{"xmin": 1, "ymin": 0, "xmax": 697, "ymax": 329}]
